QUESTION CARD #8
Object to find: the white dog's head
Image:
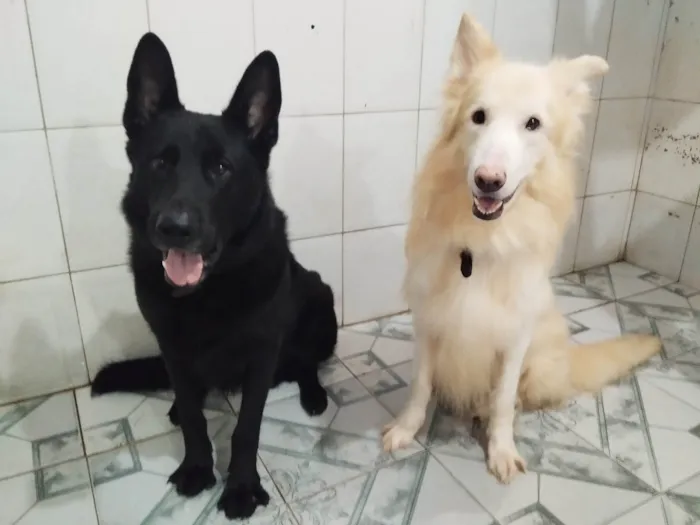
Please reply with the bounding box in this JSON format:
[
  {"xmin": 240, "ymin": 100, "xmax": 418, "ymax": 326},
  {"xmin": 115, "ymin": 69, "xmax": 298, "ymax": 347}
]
[{"xmin": 444, "ymin": 15, "xmax": 608, "ymax": 221}]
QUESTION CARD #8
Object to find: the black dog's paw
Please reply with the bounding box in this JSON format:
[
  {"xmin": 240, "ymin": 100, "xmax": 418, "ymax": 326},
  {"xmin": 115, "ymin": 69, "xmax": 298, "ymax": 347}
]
[
  {"xmin": 168, "ymin": 463, "xmax": 216, "ymax": 497},
  {"xmin": 300, "ymin": 384, "xmax": 328, "ymax": 416},
  {"xmin": 217, "ymin": 479, "xmax": 270, "ymax": 519},
  {"xmin": 167, "ymin": 403, "xmax": 179, "ymax": 426}
]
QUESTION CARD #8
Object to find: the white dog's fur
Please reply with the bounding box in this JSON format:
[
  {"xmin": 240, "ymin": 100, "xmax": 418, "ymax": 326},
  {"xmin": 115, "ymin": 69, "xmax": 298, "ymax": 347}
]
[{"xmin": 381, "ymin": 14, "xmax": 661, "ymax": 484}]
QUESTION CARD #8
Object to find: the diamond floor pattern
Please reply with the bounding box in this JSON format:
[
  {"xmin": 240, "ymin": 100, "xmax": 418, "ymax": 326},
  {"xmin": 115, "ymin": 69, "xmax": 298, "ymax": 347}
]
[{"xmin": 1, "ymin": 262, "xmax": 700, "ymax": 524}]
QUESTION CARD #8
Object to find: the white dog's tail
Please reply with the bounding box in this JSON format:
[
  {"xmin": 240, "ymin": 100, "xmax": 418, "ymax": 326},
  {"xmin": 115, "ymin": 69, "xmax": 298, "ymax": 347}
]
[{"xmin": 568, "ymin": 334, "xmax": 661, "ymax": 393}]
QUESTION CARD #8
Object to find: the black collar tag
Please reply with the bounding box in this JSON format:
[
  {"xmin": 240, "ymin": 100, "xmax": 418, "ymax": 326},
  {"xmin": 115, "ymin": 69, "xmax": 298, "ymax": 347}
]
[{"xmin": 460, "ymin": 249, "xmax": 473, "ymax": 278}]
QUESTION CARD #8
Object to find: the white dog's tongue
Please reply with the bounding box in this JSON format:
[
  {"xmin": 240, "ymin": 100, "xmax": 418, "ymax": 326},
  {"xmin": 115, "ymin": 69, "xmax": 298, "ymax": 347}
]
[
  {"xmin": 163, "ymin": 249, "xmax": 204, "ymax": 287},
  {"xmin": 476, "ymin": 196, "xmax": 502, "ymax": 214}
]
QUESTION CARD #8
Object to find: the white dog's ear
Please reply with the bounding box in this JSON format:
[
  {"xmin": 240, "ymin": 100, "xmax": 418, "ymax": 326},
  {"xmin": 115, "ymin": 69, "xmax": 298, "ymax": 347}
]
[
  {"xmin": 551, "ymin": 55, "xmax": 609, "ymax": 97},
  {"xmin": 449, "ymin": 14, "xmax": 500, "ymax": 79}
]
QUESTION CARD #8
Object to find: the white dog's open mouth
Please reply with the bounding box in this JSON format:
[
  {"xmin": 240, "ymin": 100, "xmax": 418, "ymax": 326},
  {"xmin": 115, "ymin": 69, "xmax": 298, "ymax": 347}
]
[
  {"xmin": 473, "ymin": 196, "xmax": 503, "ymax": 218},
  {"xmin": 472, "ymin": 192, "xmax": 516, "ymax": 221}
]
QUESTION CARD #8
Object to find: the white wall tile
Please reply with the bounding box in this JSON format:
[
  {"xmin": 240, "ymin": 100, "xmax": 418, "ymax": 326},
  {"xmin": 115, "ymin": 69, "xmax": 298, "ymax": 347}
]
[
  {"xmin": 27, "ymin": 0, "xmax": 148, "ymax": 127},
  {"xmin": 344, "ymin": 112, "xmax": 418, "ymax": 231},
  {"xmin": 638, "ymin": 100, "xmax": 700, "ymax": 205},
  {"xmin": 575, "ymin": 191, "xmax": 631, "ymax": 270},
  {"xmin": 148, "ymin": 0, "xmax": 255, "ymax": 115},
  {"xmin": 655, "ymin": 0, "xmax": 700, "ymax": 103},
  {"xmin": 602, "ymin": 0, "xmax": 665, "ymax": 98},
  {"xmin": 552, "ymin": 198, "xmax": 583, "ymax": 276},
  {"xmin": 587, "ymin": 99, "xmax": 647, "ymax": 196},
  {"xmin": 0, "ymin": 0, "xmax": 43, "ymax": 131},
  {"xmin": 416, "ymin": 109, "xmax": 441, "ymax": 172},
  {"xmin": 626, "ymin": 192, "xmax": 694, "ymax": 280},
  {"xmin": 291, "ymin": 234, "xmax": 343, "ymax": 322},
  {"xmin": 345, "ymin": 0, "xmax": 423, "ymax": 112},
  {"xmin": 343, "ymin": 225, "xmax": 407, "ymax": 324},
  {"xmin": 493, "ymin": 0, "xmax": 558, "ymax": 62},
  {"xmin": 553, "ymin": 0, "xmax": 615, "ymax": 99},
  {"xmin": 48, "ymin": 127, "xmax": 130, "ymax": 271},
  {"xmin": 420, "ymin": 0, "xmax": 496, "ymax": 109},
  {"xmin": 576, "ymin": 100, "xmax": 600, "ymax": 198},
  {"xmin": 680, "ymin": 207, "xmax": 700, "ymax": 289},
  {"xmin": 71, "ymin": 265, "xmax": 156, "ymax": 380},
  {"xmin": 255, "ymin": 0, "xmax": 343, "ymax": 116},
  {"xmin": 0, "ymin": 131, "xmax": 67, "ymax": 281},
  {"xmin": 270, "ymin": 115, "xmax": 343, "ymax": 239},
  {"xmin": 0, "ymin": 275, "xmax": 85, "ymax": 404}
]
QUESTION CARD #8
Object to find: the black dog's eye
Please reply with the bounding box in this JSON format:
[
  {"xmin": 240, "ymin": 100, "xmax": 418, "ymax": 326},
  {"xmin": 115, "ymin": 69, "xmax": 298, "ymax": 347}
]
[
  {"xmin": 525, "ymin": 117, "xmax": 541, "ymax": 131},
  {"xmin": 150, "ymin": 157, "xmax": 166, "ymax": 171},
  {"xmin": 471, "ymin": 109, "xmax": 487, "ymax": 125},
  {"xmin": 211, "ymin": 161, "xmax": 230, "ymax": 178}
]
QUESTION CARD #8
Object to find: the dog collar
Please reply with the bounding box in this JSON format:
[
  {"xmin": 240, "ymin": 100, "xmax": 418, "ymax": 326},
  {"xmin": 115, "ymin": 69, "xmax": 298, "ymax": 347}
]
[{"xmin": 460, "ymin": 249, "xmax": 473, "ymax": 278}]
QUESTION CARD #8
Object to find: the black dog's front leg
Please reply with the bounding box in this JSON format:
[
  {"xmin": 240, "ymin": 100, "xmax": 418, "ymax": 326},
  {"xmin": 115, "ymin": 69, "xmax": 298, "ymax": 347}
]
[
  {"xmin": 217, "ymin": 356, "xmax": 276, "ymax": 519},
  {"xmin": 166, "ymin": 361, "xmax": 216, "ymax": 497}
]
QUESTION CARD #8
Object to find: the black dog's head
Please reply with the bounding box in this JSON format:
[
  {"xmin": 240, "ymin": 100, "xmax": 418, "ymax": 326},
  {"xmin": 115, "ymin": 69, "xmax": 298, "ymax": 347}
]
[{"xmin": 121, "ymin": 33, "xmax": 282, "ymax": 290}]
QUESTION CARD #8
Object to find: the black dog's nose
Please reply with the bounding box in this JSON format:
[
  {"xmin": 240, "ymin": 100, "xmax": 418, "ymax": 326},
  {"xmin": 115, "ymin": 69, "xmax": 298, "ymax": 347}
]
[{"xmin": 155, "ymin": 210, "xmax": 193, "ymax": 241}]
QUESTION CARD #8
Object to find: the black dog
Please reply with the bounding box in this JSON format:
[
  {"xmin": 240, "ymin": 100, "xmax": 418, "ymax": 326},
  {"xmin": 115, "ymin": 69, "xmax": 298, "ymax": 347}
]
[{"xmin": 90, "ymin": 33, "xmax": 338, "ymax": 520}]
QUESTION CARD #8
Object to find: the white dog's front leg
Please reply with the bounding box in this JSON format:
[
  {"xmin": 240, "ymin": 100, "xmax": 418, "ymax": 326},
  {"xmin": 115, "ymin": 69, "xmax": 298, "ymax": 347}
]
[
  {"xmin": 487, "ymin": 333, "xmax": 530, "ymax": 483},
  {"xmin": 382, "ymin": 335, "xmax": 433, "ymax": 452}
]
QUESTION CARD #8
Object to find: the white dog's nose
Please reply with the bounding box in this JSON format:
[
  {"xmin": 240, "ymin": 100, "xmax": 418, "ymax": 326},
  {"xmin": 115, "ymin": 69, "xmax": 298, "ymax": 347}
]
[{"xmin": 474, "ymin": 165, "xmax": 506, "ymax": 193}]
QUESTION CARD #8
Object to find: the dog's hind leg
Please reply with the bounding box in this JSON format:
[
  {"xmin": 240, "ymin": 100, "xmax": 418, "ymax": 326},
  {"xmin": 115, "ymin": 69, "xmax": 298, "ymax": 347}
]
[{"xmin": 382, "ymin": 334, "xmax": 434, "ymax": 452}]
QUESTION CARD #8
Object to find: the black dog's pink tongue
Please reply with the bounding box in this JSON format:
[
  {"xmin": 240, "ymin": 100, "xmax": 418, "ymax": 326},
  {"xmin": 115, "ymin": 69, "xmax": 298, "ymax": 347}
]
[{"xmin": 163, "ymin": 249, "xmax": 204, "ymax": 287}]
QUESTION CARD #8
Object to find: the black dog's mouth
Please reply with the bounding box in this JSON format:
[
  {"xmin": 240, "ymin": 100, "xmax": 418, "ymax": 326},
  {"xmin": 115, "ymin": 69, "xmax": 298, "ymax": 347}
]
[
  {"xmin": 160, "ymin": 244, "xmax": 219, "ymax": 290},
  {"xmin": 472, "ymin": 191, "xmax": 517, "ymax": 221},
  {"xmin": 162, "ymin": 249, "xmax": 205, "ymax": 287}
]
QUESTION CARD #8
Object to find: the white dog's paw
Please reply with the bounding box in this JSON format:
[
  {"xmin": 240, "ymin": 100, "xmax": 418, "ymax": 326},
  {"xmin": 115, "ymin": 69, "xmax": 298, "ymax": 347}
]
[
  {"xmin": 487, "ymin": 439, "xmax": 526, "ymax": 484},
  {"xmin": 381, "ymin": 420, "xmax": 418, "ymax": 452}
]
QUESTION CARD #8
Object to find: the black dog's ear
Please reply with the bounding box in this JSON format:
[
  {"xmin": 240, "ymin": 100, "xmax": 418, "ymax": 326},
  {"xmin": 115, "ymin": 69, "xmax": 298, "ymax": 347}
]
[
  {"xmin": 123, "ymin": 33, "xmax": 183, "ymax": 139},
  {"xmin": 223, "ymin": 51, "xmax": 282, "ymax": 139}
]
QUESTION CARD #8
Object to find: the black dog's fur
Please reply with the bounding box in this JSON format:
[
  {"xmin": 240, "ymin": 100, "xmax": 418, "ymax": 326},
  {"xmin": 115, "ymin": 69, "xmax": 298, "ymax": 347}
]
[{"xmin": 91, "ymin": 33, "xmax": 337, "ymax": 520}]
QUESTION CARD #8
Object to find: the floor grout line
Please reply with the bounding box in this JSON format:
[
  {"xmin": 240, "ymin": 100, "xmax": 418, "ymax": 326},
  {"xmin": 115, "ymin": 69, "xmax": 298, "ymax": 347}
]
[{"xmin": 3, "ymin": 263, "xmax": 700, "ymax": 523}]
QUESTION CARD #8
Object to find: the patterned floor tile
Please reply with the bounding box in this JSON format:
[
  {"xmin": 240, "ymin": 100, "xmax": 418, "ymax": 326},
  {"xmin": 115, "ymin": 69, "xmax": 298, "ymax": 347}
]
[
  {"xmin": 3, "ymin": 262, "xmax": 700, "ymax": 524},
  {"xmin": 609, "ymin": 497, "xmax": 667, "ymax": 525},
  {"xmin": 539, "ymin": 475, "xmax": 651, "ymax": 525},
  {"xmin": 288, "ymin": 452, "xmax": 493, "ymax": 524},
  {"xmin": 345, "ymin": 312, "xmax": 414, "ymax": 341},
  {"xmin": 0, "ymin": 392, "xmax": 82, "ymax": 480},
  {"xmin": 75, "ymin": 387, "xmax": 233, "ymax": 456},
  {"xmin": 0, "ymin": 457, "xmax": 98, "ymax": 524},
  {"xmin": 433, "ymin": 450, "xmax": 538, "ymax": 520},
  {"xmin": 258, "ymin": 370, "xmax": 424, "ymax": 505},
  {"xmin": 87, "ymin": 415, "xmax": 293, "ymax": 525}
]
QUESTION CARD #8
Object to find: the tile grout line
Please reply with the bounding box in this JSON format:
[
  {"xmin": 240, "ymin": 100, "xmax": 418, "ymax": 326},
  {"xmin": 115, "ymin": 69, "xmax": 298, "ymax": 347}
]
[
  {"xmin": 70, "ymin": 389, "xmax": 101, "ymax": 522},
  {"xmin": 250, "ymin": 0, "xmax": 257, "ymax": 54},
  {"xmin": 623, "ymin": 0, "xmax": 672, "ymax": 260},
  {"xmin": 411, "ymin": 0, "xmax": 428, "ymax": 174},
  {"xmin": 429, "ymin": 451, "xmax": 502, "ymax": 524},
  {"xmin": 600, "ymin": 495, "xmax": 663, "ymax": 525},
  {"xmin": 631, "ymin": 375, "xmax": 664, "ymax": 491},
  {"xmin": 676, "ymin": 186, "xmax": 700, "ymax": 284},
  {"xmin": 21, "ymin": 0, "xmax": 91, "ymax": 392},
  {"xmin": 595, "ymin": 0, "xmax": 617, "ymax": 112},
  {"xmin": 340, "ymin": 0, "xmax": 347, "ymax": 325},
  {"xmin": 145, "ymin": 0, "xmax": 151, "ymax": 29}
]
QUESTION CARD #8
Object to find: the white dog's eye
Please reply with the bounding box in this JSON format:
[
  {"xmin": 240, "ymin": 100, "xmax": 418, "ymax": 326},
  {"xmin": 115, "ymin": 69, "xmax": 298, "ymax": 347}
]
[
  {"xmin": 525, "ymin": 117, "xmax": 541, "ymax": 131},
  {"xmin": 471, "ymin": 109, "xmax": 487, "ymax": 125}
]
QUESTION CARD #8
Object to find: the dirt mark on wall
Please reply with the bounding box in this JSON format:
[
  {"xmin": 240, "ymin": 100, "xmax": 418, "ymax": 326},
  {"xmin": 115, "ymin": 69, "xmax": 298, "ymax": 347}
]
[{"xmin": 645, "ymin": 126, "xmax": 700, "ymax": 165}]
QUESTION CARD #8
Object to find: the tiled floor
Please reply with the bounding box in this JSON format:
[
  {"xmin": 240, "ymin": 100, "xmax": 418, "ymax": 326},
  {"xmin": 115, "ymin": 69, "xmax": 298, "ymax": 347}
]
[{"xmin": 2, "ymin": 261, "xmax": 700, "ymax": 524}]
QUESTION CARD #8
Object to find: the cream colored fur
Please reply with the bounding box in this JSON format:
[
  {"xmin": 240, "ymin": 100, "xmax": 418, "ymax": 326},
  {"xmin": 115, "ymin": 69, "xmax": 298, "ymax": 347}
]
[{"xmin": 381, "ymin": 14, "xmax": 661, "ymax": 484}]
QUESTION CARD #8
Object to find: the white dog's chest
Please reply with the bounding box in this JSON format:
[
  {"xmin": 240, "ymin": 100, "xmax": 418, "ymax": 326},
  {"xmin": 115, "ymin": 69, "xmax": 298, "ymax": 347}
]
[{"xmin": 410, "ymin": 250, "xmax": 551, "ymax": 348}]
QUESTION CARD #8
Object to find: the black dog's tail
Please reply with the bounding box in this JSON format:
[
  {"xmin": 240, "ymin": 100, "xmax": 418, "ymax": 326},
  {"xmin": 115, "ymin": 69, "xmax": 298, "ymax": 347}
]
[{"xmin": 91, "ymin": 356, "xmax": 171, "ymax": 396}]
